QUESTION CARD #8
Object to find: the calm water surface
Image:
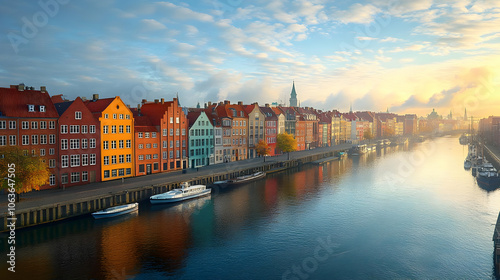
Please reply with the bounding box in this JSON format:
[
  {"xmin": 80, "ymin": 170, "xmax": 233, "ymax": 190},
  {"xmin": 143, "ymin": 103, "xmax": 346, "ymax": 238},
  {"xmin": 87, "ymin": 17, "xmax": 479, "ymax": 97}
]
[{"xmin": 2, "ymin": 136, "xmax": 500, "ymax": 279}]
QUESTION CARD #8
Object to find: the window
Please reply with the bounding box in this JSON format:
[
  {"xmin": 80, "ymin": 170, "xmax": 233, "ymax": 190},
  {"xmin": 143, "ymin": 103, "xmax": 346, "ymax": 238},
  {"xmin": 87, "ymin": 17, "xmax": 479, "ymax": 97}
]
[
  {"xmin": 0, "ymin": 121, "xmax": 5, "ymax": 129},
  {"xmin": 22, "ymin": 121, "xmax": 29, "ymax": 129},
  {"xmin": 90, "ymin": 125, "xmax": 96, "ymax": 133},
  {"xmin": 103, "ymin": 141, "xmax": 108, "ymax": 150},
  {"xmin": 182, "ymin": 129, "xmax": 185, "ymax": 136},
  {"xmin": 0, "ymin": 136, "xmax": 5, "ymax": 146},
  {"xmin": 104, "ymin": 171, "xmax": 110, "ymax": 178},
  {"xmin": 49, "ymin": 174, "xmax": 55, "ymax": 186},
  {"xmin": 152, "ymin": 132, "xmax": 156, "ymax": 138},
  {"xmin": 176, "ymin": 129, "xmax": 179, "ymax": 136},
  {"xmin": 119, "ymin": 155, "xmax": 124, "ymax": 163},
  {"xmin": 113, "ymin": 114, "xmax": 117, "ymax": 119},
  {"xmin": 119, "ymin": 140, "xmax": 124, "ymax": 149},
  {"xmin": 49, "ymin": 159, "xmax": 55, "ymax": 168},
  {"xmin": 176, "ymin": 140, "xmax": 179, "ymax": 147},
  {"xmin": 22, "ymin": 135, "xmax": 29, "ymax": 145},
  {"xmin": 145, "ymin": 132, "xmax": 150, "ymax": 138},
  {"xmin": 104, "ymin": 156, "xmax": 109, "ymax": 165},
  {"xmin": 40, "ymin": 135, "xmax": 47, "ymax": 144},
  {"xmin": 163, "ymin": 141, "xmax": 167, "ymax": 148},
  {"xmin": 75, "ymin": 111, "xmax": 82, "ymax": 119},
  {"xmin": 119, "ymin": 125, "xmax": 123, "ymax": 133},
  {"xmin": 153, "ymin": 154, "xmax": 158, "ymax": 159},
  {"xmin": 138, "ymin": 144, "xmax": 143, "ymax": 149},
  {"xmin": 170, "ymin": 117, "xmax": 173, "ymax": 123},
  {"xmin": 28, "ymin": 105, "xmax": 35, "ymax": 112},
  {"xmin": 82, "ymin": 139, "xmax": 88, "ymax": 149},
  {"xmin": 146, "ymin": 154, "xmax": 151, "ymax": 160},
  {"xmin": 119, "ymin": 169, "xmax": 124, "ymax": 176},
  {"xmin": 82, "ymin": 171, "xmax": 88, "ymax": 182},
  {"xmin": 163, "ymin": 152, "xmax": 167, "ymax": 159},
  {"xmin": 111, "ymin": 155, "xmax": 116, "ymax": 164},
  {"xmin": 82, "ymin": 154, "xmax": 88, "ymax": 166},
  {"xmin": 126, "ymin": 168, "xmax": 131, "ymax": 175},
  {"xmin": 170, "ymin": 129, "xmax": 173, "ymax": 136},
  {"xmin": 40, "ymin": 149, "xmax": 45, "ymax": 156},
  {"xmin": 111, "ymin": 141, "xmax": 116, "ymax": 149},
  {"xmin": 90, "ymin": 139, "xmax": 96, "ymax": 148},
  {"xmin": 61, "ymin": 139, "xmax": 68, "ymax": 150},
  {"xmin": 61, "ymin": 155, "xmax": 69, "ymax": 168},
  {"xmin": 61, "ymin": 125, "xmax": 68, "ymax": 134},
  {"xmin": 170, "ymin": 141, "xmax": 173, "ymax": 148},
  {"xmin": 119, "ymin": 114, "xmax": 123, "ymax": 119},
  {"xmin": 61, "ymin": 174, "xmax": 68, "ymax": 184},
  {"xmin": 138, "ymin": 132, "xmax": 143, "ymax": 138},
  {"xmin": 146, "ymin": 143, "xmax": 151, "ymax": 149},
  {"xmin": 182, "ymin": 140, "xmax": 186, "ymax": 148},
  {"xmin": 126, "ymin": 140, "xmax": 131, "ymax": 148},
  {"xmin": 49, "ymin": 121, "xmax": 55, "ymax": 129},
  {"xmin": 139, "ymin": 164, "xmax": 145, "ymax": 173},
  {"xmin": 138, "ymin": 155, "xmax": 144, "ymax": 160},
  {"xmin": 70, "ymin": 139, "xmax": 79, "ymax": 149},
  {"xmin": 126, "ymin": 154, "xmax": 131, "ymax": 163},
  {"xmin": 9, "ymin": 121, "xmax": 16, "ymax": 129},
  {"xmin": 70, "ymin": 125, "xmax": 79, "ymax": 134},
  {"xmin": 71, "ymin": 172, "xmax": 79, "ymax": 183},
  {"xmin": 176, "ymin": 117, "xmax": 179, "ymax": 123},
  {"xmin": 70, "ymin": 154, "xmax": 80, "ymax": 167},
  {"xmin": 81, "ymin": 125, "xmax": 87, "ymax": 134},
  {"xmin": 49, "ymin": 148, "xmax": 55, "ymax": 155},
  {"xmin": 9, "ymin": 135, "xmax": 16, "ymax": 146},
  {"xmin": 176, "ymin": 150, "xmax": 180, "ymax": 158},
  {"xmin": 49, "ymin": 134, "xmax": 55, "ymax": 144},
  {"xmin": 104, "ymin": 114, "xmax": 109, "ymax": 119},
  {"xmin": 111, "ymin": 126, "xmax": 116, "ymax": 134},
  {"xmin": 169, "ymin": 151, "xmax": 173, "ymax": 158},
  {"xmin": 126, "ymin": 125, "xmax": 131, "ymax": 133},
  {"xmin": 90, "ymin": 154, "xmax": 96, "ymax": 165},
  {"xmin": 153, "ymin": 143, "xmax": 157, "ymax": 148},
  {"xmin": 163, "ymin": 129, "xmax": 167, "ymax": 136},
  {"xmin": 126, "ymin": 115, "xmax": 130, "ymax": 120},
  {"xmin": 103, "ymin": 126, "xmax": 108, "ymax": 134},
  {"xmin": 39, "ymin": 105, "xmax": 45, "ymax": 112},
  {"xmin": 31, "ymin": 149, "xmax": 36, "ymax": 156}
]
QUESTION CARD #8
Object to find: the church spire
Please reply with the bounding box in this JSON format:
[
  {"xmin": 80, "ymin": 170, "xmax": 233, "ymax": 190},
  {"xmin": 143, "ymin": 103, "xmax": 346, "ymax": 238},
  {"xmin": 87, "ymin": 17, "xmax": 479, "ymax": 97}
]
[
  {"xmin": 289, "ymin": 80, "xmax": 297, "ymax": 107},
  {"xmin": 349, "ymin": 102, "xmax": 352, "ymax": 114}
]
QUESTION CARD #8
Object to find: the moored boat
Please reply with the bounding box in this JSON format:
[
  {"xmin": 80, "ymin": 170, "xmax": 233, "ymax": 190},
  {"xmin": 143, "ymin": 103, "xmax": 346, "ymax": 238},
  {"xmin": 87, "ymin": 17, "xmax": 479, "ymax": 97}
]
[
  {"xmin": 91, "ymin": 202, "xmax": 138, "ymax": 219},
  {"xmin": 212, "ymin": 171, "xmax": 266, "ymax": 187},
  {"xmin": 476, "ymin": 171, "xmax": 500, "ymax": 190},
  {"xmin": 349, "ymin": 144, "xmax": 367, "ymax": 156},
  {"xmin": 150, "ymin": 182, "xmax": 211, "ymax": 204}
]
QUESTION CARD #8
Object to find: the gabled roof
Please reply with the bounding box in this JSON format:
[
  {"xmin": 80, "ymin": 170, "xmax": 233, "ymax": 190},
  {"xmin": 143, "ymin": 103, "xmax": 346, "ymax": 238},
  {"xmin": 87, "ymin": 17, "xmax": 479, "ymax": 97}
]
[
  {"xmin": 54, "ymin": 101, "xmax": 74, "ymax": 116},
  {"xmin": 139, "ymin": 101, "xmax": 174, "ymax": 126},
  {"xmin": 187, "ymin": 111, "xmax": 202, "ymax": 127},
  {"xmin": 271, "ymin": 107, "xmax": 284, "ymax": 116},
  {"xmin": 84, "ymin": 98, "xmax": 115, "ymax": 113},
  {"xmin": 0, "ymin": 85, "xmax": 59, "ymax": 118},
  {"xmin": 259, "ymin": 106, "xmax": 278, "ymax": 120},
  {"xmin": 342, "ymin": 112, "xmax": 357, "ymax": 121},
  {"xmin": 354, "ymin": 111, "xmax": 375, "ymax": 122},
  {"xmin": 130, "ymin": 109, "xmax": 158, "ymax": 132}
]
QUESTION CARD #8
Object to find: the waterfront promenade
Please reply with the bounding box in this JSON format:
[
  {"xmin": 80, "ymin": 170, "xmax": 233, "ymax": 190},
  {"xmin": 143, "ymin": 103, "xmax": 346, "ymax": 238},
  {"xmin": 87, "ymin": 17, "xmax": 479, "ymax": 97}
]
[{"xmin": 0, "ymin": 143, "xmax": 352, "ymax": 218}]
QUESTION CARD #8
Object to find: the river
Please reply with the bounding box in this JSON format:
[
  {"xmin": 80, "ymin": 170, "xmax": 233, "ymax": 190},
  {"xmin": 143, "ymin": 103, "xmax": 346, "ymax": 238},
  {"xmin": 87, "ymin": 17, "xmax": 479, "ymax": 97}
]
[{"xmin": 1, "ymin": 135, "xmax": 499, "ymax": 279}]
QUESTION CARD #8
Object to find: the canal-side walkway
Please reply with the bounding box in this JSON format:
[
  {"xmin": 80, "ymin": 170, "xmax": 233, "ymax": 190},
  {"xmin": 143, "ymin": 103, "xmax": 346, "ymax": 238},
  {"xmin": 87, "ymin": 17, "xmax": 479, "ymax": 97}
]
[{"xmin": 0, "ymin": 143, "xmax": 352, "ymax": 221}]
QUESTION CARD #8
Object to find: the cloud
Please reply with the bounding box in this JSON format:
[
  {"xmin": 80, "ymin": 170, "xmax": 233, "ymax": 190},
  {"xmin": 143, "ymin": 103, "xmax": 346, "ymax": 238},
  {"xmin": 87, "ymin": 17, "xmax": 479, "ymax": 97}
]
[
  {"xmin": 156, "ymin": 2, "xmax": 214, "ymax": 22},
  {"xmin": 141, "ymin": 19, "xmax": 167, "ymax": 31},
  {"xmin": 333, "ymin": 3, "xmax": 380, "ymax": 24}
]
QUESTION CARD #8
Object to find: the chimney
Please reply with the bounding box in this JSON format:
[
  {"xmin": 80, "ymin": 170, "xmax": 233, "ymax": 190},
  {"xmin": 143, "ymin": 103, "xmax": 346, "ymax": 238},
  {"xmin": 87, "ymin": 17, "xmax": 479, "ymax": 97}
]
[
  {"xmin": 40, "ymin": 86, "xmax": 46, "ymax": 93},
  {"xmin": 92, "ymin": 94, "xmax": 99, "ymax": 101},
  {"xmin": 265, "ymin": 103, "xmax": 270, "ymax": 107},
  {"xmin": 208, "ymin": 101, "xmax": 212, "ymax": 107},
  {"xmin": 238, "ymin": 101, "xmax": 243, "ymax": 106},
  {"xmin": 224, "ymin": 100, "xmax": 230, "ymax": 105},
  {"xmin": 204, "ymin": 103, "xmax": 207, "ymax": 109},
  {"xmin": 154, "ymin": 99, "xmax": 159, "ymax": 104},
  {"xmin": 219, "ymin": 101, "xmax": 224, "ymax": 106},
  {"xmin": 161, "ymin": 98, "xmax": 164, "ymax": 104},
  {"xmin": 18, "ymin": 83, "xmax": 25, "ymax": 91},
  {"xmin": 137, "ymin": 104, "xmax": 141, "ymax": 110},
  {"xmin": 141, "ymin": 99, "xmax": 147, "ymax": 104}
]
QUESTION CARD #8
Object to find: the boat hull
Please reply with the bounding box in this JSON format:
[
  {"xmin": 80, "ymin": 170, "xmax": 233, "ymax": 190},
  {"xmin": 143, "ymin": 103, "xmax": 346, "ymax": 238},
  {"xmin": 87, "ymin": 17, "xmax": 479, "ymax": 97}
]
[
  {"xmin": 476, "ymin": 175, "xmax": 500, "ymax": 190},
  {"xmin": 150, "ymin": 189, "xmax": 211, "ymax": 204},
  {"xmin": 92, "ymin": 203, "xmax": 138, "ymax": 219}
]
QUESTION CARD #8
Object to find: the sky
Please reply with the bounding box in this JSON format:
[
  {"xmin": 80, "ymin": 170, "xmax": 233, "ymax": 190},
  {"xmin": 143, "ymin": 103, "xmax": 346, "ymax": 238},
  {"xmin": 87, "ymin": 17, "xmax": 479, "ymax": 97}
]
[{"xmin": 1, "ymin": 0, "xmax": 500, "ymax": 118}]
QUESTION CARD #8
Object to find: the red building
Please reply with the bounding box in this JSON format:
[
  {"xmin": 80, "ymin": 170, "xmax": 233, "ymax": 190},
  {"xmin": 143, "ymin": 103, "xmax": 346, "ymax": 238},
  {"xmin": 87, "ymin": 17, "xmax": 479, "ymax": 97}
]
[
  {"xmin": 131, "ymin": 109, "xmax": 161, "ymax": 176},
  {"xmin": 53, "ymin": 97, "xmax": 100, "ymax": 187},
  {"xmin": 295, "ymin": 117, "xmax": 306, "ymax": 151},
  {"xmin": 0, "ymin": 84, "xmax": 59, "ymax": 189},
  {"xmin": 140, "ymin": 98, "xmax": 188, "ymax": 171},
  {"xmin": 260, "ymin": 105, "xmax": 278, "ymax": 156}
]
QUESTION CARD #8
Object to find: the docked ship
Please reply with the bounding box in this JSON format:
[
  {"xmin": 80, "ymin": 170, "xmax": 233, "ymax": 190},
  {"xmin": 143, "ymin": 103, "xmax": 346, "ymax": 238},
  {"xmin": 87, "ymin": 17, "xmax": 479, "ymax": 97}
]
[
  {"xmin": 91, "ymin": 203, "xmax": 138, "ymax": 219},
  {"xmin": 150, "ymin": 182, "xmax": 211, "ymax": 204},
  {"xmin": 349, "ymin": 144, "xmax": 367, "ymax": 156},
  {"xmin": 212, "ymin": 171, "xmax": 266, "ymax": 187}
]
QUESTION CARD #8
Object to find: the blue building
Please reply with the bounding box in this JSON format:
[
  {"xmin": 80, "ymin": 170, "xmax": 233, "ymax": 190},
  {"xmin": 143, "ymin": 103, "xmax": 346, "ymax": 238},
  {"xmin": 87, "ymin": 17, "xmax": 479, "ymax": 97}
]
[{"xmin": 187, "ymin": 111, "xmax": 214, "ymax": 168}]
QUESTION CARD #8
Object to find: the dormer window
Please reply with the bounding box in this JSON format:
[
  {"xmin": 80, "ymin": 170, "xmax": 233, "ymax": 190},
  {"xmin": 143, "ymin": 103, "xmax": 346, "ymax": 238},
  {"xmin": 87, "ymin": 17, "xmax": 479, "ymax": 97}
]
[
  {"xmin": 75, "ymin": 111, "xmax": 82, "ymax": 120},
  {"xmin": 39, "ymin": 105, "xmax": 45, "ymax": 112},
  {"xmin": 28, "ymin": 105, "xmax": 35, "ymax": 112}
]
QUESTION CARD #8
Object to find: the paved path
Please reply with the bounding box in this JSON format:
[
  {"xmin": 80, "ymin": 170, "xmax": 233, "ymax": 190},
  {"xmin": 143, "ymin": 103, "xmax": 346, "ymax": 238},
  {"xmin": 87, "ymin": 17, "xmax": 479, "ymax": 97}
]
[{"xmin": 0, "ymin": 143, "xmax": 352, "ymax": 214}]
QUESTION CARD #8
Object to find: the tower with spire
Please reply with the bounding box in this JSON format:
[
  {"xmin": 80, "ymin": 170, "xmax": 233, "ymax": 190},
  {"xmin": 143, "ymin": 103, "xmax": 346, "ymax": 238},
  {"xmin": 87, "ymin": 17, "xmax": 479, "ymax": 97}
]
[
  {"xmin": 464, "ymin": 108, "xmax": 467, "ymax": 121},
  {"xmin": 289, "ymin": 81, "xmax": 298, "ymax": 107}
]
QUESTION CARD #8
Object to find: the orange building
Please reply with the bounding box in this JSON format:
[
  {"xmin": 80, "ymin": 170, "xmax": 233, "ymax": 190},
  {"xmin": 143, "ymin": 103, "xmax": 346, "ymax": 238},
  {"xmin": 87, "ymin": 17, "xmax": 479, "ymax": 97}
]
[
  {"xmin": 140, "ymin": 98, "xmax": 188, "ymax": 171},
  {"xmin": 132, "ymin": 109, "xmax": 161, "ymax": 176},
  {"xmin": 84, "ymin": 95, "xmax": 135, "ymax": 181}
]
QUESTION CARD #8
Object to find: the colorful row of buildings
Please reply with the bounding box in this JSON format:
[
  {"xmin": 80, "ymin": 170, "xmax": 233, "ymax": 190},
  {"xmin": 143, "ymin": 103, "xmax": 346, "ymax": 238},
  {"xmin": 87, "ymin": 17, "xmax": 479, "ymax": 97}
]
[{"xmin": 0, "ymin": 83, "xmax": 459, "ymax": 190}]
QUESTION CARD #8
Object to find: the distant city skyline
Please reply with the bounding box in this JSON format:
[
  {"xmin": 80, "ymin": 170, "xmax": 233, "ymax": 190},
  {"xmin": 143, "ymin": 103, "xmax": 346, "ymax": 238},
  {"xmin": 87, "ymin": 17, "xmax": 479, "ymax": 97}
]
[{"xmin": 1, "ymin": 1, "xmax": 499, "ymax": 118}]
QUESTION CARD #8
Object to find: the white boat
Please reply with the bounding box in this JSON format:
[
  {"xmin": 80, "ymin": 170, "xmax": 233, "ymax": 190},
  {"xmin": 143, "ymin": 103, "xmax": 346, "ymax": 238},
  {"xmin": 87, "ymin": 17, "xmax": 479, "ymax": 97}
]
[
  {"xmin": 150, "ymin": 182, "xmax": 211, "ymax": 204},
  {"xmin": 212, "ymin": 171, "xmax": 266, "ymax": 187},
  {"xmin": 91, "ymin": 202, "xmax": 138, "ymax": 219}
]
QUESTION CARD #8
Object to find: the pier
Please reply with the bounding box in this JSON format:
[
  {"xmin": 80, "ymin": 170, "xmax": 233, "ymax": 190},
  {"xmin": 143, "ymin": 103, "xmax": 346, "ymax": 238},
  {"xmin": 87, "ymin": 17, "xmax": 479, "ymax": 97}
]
[{"xmin": 0, "ymin": 144, "xmax": 351, "ymax": 232}]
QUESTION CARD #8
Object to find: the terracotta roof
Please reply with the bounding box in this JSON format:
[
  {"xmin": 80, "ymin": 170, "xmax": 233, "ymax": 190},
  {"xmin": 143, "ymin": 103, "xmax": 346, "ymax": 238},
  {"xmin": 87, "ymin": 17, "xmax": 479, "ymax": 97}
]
[
  {"xmin": 187, "ymin": 111, "xmax": 202, "ymax": 127},
  {"xmin": 139, "ymin": 101, "xmax": 174, "ymax": 126},
  {"xmin": 83, "ymin": 98, "xmax": 115, "ymax": 113},
  {"xmin": 271, "ymin": 107, "xmax": 284, "ymax": 115},
  {"xmin": 133, "ymin": 115, "xmax": 158, "ymax": 133},
  {"xmin": 0, "ymin": 85, "xmax": 59, "ymax": 118}
]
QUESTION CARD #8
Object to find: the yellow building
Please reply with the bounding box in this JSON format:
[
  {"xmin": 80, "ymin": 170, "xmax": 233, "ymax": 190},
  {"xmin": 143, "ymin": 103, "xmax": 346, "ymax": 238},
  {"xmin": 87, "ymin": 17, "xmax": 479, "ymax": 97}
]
[{"xmin": 85, "ymin": 95, "xmax": 135, "ymax": 181}]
